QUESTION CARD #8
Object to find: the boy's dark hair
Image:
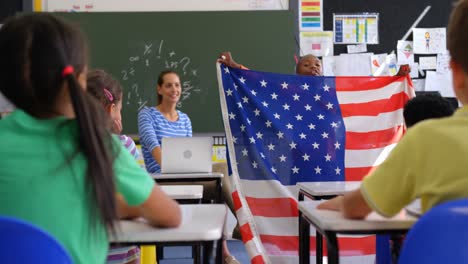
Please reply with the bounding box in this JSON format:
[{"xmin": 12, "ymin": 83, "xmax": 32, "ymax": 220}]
[
  {"xmin": 156, "ymin": 70, "xmax": 179, "ymax": 105},
  {"xmin": 403, "ymin": 94, "xmax": 455, "ymax": 128},
  {"xmin": 0, "ymin": 14, "xmax": 118, "ymax": 232},
  {"xmin": 87, "ymin": 69, "xmax": 123, "ymax": 107},
  {"xmin": 448, "ymin": 0, "xmax": 468, "ymax": 73}
]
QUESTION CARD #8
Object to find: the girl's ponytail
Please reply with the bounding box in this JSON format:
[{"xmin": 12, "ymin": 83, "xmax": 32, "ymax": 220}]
[{"xmin": 64, "ymin": 66, "xmax": 118, "ymax": 232}]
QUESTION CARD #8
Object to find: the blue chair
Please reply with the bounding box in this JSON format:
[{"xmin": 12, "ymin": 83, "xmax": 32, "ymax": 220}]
[
  {"xmin": 0, "ymin": 216, "xmax": 73, "ymax": 263},
  {"xmin": 399, "ymin": 198, "xmax": 468, "ymax": 264}
]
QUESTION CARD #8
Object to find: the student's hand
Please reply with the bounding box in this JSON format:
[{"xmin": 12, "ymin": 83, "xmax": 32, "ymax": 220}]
[
  {"xmin": 112, "ymin": 119, "xmax": 123, "ymax": 134},
  {"xmin": 217, "ymin": 51, "xmax": 241, "ymax": 69},
  {"xmin": 396, "ymin": 64, "xmax": 411, "ymax": 76},
  {"xmin": 317, "ymin": 196, "xmax": 343, "ymax": 211}
]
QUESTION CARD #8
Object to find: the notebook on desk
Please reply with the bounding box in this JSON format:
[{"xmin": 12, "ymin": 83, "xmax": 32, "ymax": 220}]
[{"xmin": 161, "ymin": 137, "xmax": 213, "ymax": 174}]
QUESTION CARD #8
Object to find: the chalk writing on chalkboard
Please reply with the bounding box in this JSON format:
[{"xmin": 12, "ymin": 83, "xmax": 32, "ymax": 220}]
[{"xmin": 120, "ymin": 40, "xmax": 200, "ymax": 111}]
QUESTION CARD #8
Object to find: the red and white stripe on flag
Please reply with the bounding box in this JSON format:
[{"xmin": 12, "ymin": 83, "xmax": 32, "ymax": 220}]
[{"xmin": 218, "ymin": 64, "xmax": 414, "ymax": 263}]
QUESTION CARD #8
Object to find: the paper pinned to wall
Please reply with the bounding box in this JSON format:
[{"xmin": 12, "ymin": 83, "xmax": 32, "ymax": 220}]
[
  {"xmin": 419, "ymin": 56, "xmax": 437, "ymax": 70},
  {"xmin": 436, "ymin": 51, "xmax": 451, "ymax": 73},
  {"xmin": 425, "ymin": 71, "xmax": 454, "ymax": 97},
  {"xmin": 322, "ymin": 56, "xmax": 337, "ymax": 76},
  {"xmin": 42, "ymin": 0, "xmax": 289, "ymax": 11},
  {"xmin": 413, "ymin": 28, "xmax": 446, "ymax": 54},
  {"xmin": 347, "ymin": 44, "xmax": 367, "ymax": 54},
  {"xmin": 371, "ymin": 53, "xmax": 398, "ymax": 76},
  {"xmin": 397, "ymin": 40, "xmax": 414, "ymax": 65},
  {"xmin": 333, "ymin": 53, "xmax": 373, "ymax": 76},
  {"xmin": 410, "ymin": 63, "xmax": 420, "ymax": 78},
  {"xmin": 299, "ymin": 31, "xmax": 333, "ymax": 57}
]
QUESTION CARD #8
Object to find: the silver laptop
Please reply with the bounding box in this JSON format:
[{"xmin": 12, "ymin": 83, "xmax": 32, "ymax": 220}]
[{"xmin": 161, "ymin": 137, "xmax": 213, "ymax": 174}]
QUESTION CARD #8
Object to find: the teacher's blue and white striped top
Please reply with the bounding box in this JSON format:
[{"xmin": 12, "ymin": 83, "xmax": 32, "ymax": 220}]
[{"xmin": 138, "ymin": 106, "xmax": 192, "ymax": 173}]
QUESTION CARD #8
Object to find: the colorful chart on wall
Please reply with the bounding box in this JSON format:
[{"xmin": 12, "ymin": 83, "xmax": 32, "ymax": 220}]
[
  {"xmin": 333, "ymin": 13, "xmax": 379, "ymax": 44},
  {"xmin": 299, "ymin": 0, "xmax": 323, "ymax": 31}
]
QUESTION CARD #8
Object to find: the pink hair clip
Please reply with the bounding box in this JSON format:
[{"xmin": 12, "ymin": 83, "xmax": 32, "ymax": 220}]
[{"xmin": 103, "ymin": 88, "xmax": 114, "ymax": 102}]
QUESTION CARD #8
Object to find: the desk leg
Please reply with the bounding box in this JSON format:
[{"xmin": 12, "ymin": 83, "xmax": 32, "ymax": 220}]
[
  {"xmin": 316, "ymin": 231, "xmax": 323, "ymax": 264},
  {"xmin": 193, "ymin": 244, "xmax": 201, "ymax": 264},
  {"xmin": 299, "ymin": 212, "xmax": 310, "ymax": 264},
  {"xmin": 215, "ymin": 238, "xmax": 223, "ymax": 264},
  {"xmin": 325, "ymin": 231, "xmax": 339, "ymax": 264},
  {"xmin": 203, "ymin": 241, "xmax": 213, "ymax": 264},
  {"xmin": 216, "ymin": 178, "xmax": 223, "ymax": 203},
  {"xmin": 298, "ymin": 191, "xmax": 304, "ymax": 201}
]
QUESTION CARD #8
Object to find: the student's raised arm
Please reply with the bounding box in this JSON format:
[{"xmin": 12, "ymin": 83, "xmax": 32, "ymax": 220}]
[{"xmin": 217, "ymin": 52, "xmax": 249, "ymax": 69}]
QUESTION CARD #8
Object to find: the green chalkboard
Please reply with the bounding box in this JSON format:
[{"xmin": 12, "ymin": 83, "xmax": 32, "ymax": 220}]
[{"xmin": 56, "ymin": 11, "xmax": 297, "ymax": 134}]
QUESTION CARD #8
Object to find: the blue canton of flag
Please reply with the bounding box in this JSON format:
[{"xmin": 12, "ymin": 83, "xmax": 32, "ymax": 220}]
[{"xmin": 220, "ymin": 65, "xmax": 345, "ymax": 185}]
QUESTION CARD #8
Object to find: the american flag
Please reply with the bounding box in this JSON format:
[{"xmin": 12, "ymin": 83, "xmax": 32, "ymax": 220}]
[{"xmin": 217, "ymin": 64, "xmax": 414, "ymax": 264}]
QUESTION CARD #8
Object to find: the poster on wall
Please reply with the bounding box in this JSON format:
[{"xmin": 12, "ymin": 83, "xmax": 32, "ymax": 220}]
[
  {"xmin": 413, "ymin": 28, "xmax": 446, "ymax": 54},
  {"xmin": 333, "ymin": 13, "xmax": 379, "ymax": 44},
  {"xmin": 397, "ymin": 40, "xmax": 414, "ymax": 65},
  {"xmin": 39, "ymin": 0, "xmax": 288, "ymax": 11},
  {"xmin": 299, "ymin": 31, "xmax": 333, "ymax": 57},
  {"xmin": 299, "ymin": 0, "xmax": 323, "ymax": 31}
]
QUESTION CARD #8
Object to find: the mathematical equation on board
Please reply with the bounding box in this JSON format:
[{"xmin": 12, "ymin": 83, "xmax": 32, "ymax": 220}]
[{"xmin": 120, "ymin": 40, "xmax": 201, "ymax": 110}]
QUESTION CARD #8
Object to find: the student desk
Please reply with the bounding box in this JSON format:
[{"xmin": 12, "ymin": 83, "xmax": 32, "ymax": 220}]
[
  {"xmin": 297, "ymin": 181, "xmax": 361, "ymax": 201},
  {"xmin": 110, "ymin": 204, "xmax": 227, "ymax": 264},
  {"xmin": 298, "ymin": 201, "xmax": 417, "ymax": 264},
  {"xmin": 160, "ymin": 185, "xmax": 203, "ymax": 204},
  {"xmin": 152, "ymin": 172, "xmax": 224, "ymax": 203}
]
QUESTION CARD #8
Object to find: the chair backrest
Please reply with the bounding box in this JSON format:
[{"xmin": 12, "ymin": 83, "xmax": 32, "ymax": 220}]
[
  {"xmin": 0, "ymin": 216, "xmax": 73, "ymax": 264},
  {"xmin": 399, "ymin": 198, "xmax": 468, "ymax": 264}
]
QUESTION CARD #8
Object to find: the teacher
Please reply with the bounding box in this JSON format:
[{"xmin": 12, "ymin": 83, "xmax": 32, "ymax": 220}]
[{"xmin": 138, "ymin": 70, "xmax": 191, "ymax": 173}]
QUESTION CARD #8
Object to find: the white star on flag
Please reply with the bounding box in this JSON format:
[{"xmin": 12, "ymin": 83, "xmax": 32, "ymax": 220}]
[
  {"xmin": 334, "ymin": 142, "xmax": 341, "ymax": 149},
  {"xmin": 292, "ymin": 166, "xmax": 300, "ymax": 174},
  {"xmin": 315, "ymin": 166, "xmax": 322, "ymax": 174},
  {"xmin": 279, "ymin": 155, "xmax": 287, "ymax": 162},
  {"xmin": 277, "ymin": 131, "xmax": 284, "ymax": 139},
  {"xmin": 267, "ymin": 143, "xmax": 275, "ymax": 151},
  {"xmin": 252, "ymin": 161, "xmax": 258, "ymax": 168},
  {"xmin": 289, "ymin": 142, "xmax": 297, "ymax": 149},
  {"xmin": 242, "ymin": 148, "xmax": 248, "ymax": 156}
]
